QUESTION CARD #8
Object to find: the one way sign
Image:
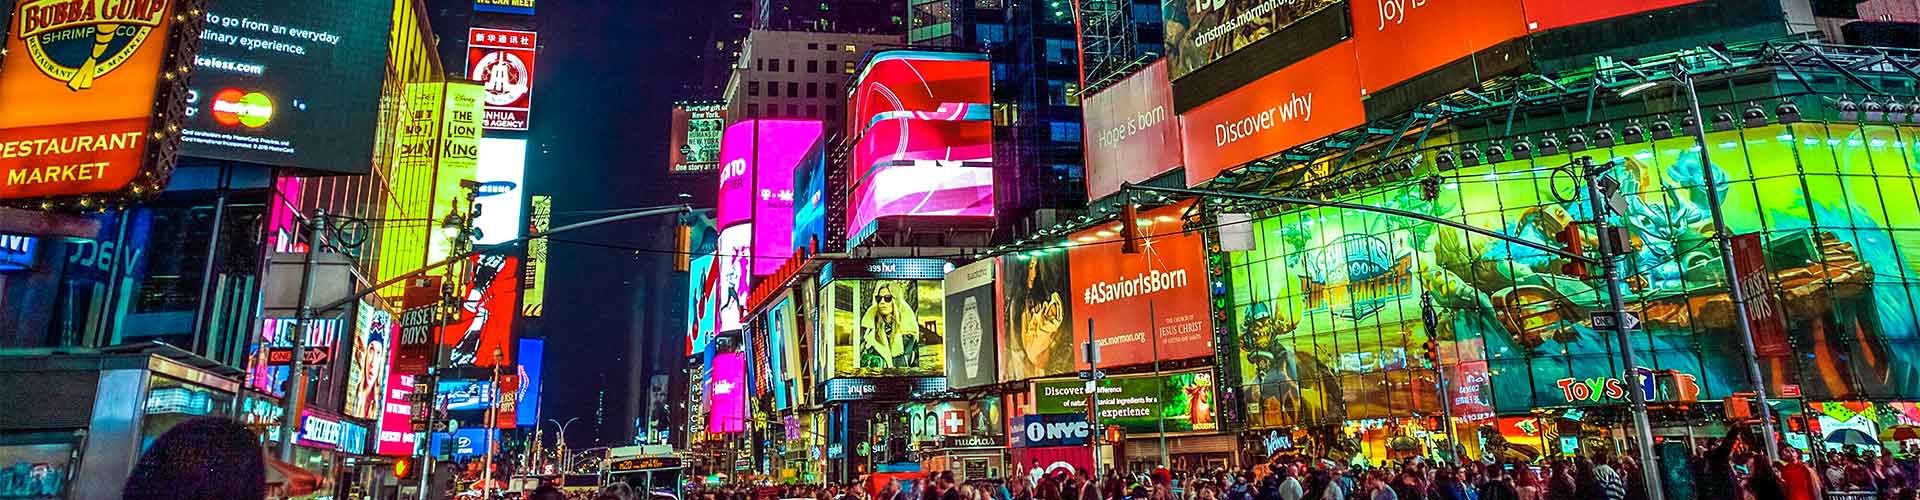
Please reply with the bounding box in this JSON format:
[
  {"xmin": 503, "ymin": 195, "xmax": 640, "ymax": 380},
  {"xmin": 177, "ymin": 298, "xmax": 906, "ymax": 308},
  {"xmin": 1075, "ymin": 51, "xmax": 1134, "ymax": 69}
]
[{"xmin": 1590, "ymin": 311, "xmax": 1641, "ymax": 330}]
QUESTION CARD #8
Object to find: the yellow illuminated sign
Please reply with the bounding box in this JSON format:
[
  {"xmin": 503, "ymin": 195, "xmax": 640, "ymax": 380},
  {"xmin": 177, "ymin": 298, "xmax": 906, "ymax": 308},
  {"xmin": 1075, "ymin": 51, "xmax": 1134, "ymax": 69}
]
[{"xmin": 522, "ymin": 195, "xmax": 549, "ymax": 316}]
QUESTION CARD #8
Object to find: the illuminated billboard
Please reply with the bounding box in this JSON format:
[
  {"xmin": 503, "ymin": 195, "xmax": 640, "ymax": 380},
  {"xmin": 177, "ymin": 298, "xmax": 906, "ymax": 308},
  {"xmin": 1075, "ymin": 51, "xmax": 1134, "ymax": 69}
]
[
  {"xmin": 468, "ymin": 28, "xmax": 536, "ymax": 131},
  {"xmin": 793, "ymin": 144, "xmax": 829, "ymax": 252},
  {"xmin": 943, "ymin": 258, "xmax": 999, "ymax": 389},
  {"xmin": 442, "ymin": 252, "xmax": 519, "ymax": 368},
  {"xmin": 715, "ymin": 225, "xmax": 752, "ymax": 332},
  {"xmin": 1082, "ymin": 60, "xmax": 1182, "ymax": 201},
  {"xmin": 475, "ymin": 0, "xmax": 536, "ymax": 15},
  {"xmin": 1349, "ymin": 0, "xmax": 1526, "ymax": 95},
  {"xmin": 1002, "ymin": 251, "xmax": 1074, "ymax": 381},
  {"xmin": 1159, "ymin": 0, "xmax": 1337, "ymax": 79},
  {"xmin": 845, "ymin": 51, "xmax": 995, "ymax": 243},
  {"xmin": 0, "ymin": 0, "xmax": 201, "ymax": 202},
  {"xmin": 438, "ymin": 379, "xmax": 495, "ymax": 411},
  {"xmin": 345, "ymin": 301, "xmax": 396, "ymax": 420},
  {"xmin": 717, "ymin": 119, "xmax": 820, "ymax": 275},
  {"xmin": 515, "ymin": 338, "xmax": 543, "ymax": 427},
  {"xmin": 688, "ymin": 254, "xmax": 717, "ymax": 355},
  {"xmin": 377, "ymin": 373, "xmax": 416, "ymax": 456},
  {"xmin": 671, "ymin": 102, "xmax": 726, "ymax": 174},
  {"xmin": 1068, "ymin": 201, "xmax": 1214, "ymax": 368},
  {"xmin": 180, "ymin": 0, "xmax": 396, "ymax": 174},
  {"xmin": 248, "ymin": 317, "xmax": 343, "ymax": 397},
  {"xmin": 473, "ymin": 138, "xmax": 527, "ymax": 246},
  {"xmin": 1033, "ymin": 370, "xmax": 1217, "ymax": 433},
  {"xmin": 1180, "ymin": 43, "xmax": 1364, "ymax": 187},
  {"xmin": 523, "ymin": 195, "xmax": 550, "ymax": 316},
  {"xmin": 828, "ymin": 278, "xmax": 947, "ymax": 378},
  {"xmin": 413, "ymin": 82, "xmax": 486, "ymax": 271},
  {"xmin": 708, "ymin": 352, "xmax": 747, "ymax": 433}
]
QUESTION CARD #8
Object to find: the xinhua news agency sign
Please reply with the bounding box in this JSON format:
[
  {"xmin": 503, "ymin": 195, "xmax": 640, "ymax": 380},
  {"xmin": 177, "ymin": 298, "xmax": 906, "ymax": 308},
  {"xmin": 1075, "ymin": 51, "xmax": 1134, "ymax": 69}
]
[{"xmin": 0, "ymin": 0, "xmax": 205, "ymax": 203}]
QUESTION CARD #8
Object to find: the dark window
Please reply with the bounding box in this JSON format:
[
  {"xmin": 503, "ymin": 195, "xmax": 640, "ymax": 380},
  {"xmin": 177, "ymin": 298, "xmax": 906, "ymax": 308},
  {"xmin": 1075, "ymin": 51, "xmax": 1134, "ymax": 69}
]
[
  {"xmin": 825, "ymin": 83, "xmax": 837, "ymax": 96},
  {"xmin": 807, "ymin": 82, "xmax": 819, "ymax": 98},
  {"xmin": 787, "ymin": 82, "xmax": 799, "ymax": 97},
  {"xmin": 807, "ymin": 43, "xmax": 819, "ymax": 50},
  {"xmin": 748, "ymin": 81, "xmax": 760, "ymax": 96},
  {"xmin": 768, "ymin": 81, "xmax": 780, "ymax": 97},
  {"xmin": 787, "ymin": 59, "xmax": 796, "ymax": 72},
  {"xmin": 806, "ymin": 105, "xmax": 818, "ymax": 117},
  {"xmin": 826, "ymin": 105, "xmax": 838, "ymax": 119},
  {"xmin": 756, "ymin": 59, "xmax": 764, "ymax": 71},
  {"xmin": 787, "ymin": 104, "xmax": 800, "ymax": 116},
  {"xmin": 747, "ymin": 103, "xmax": 759, "ymax": 117},
  {"xmin": 808, "ymin": 60, "xmax": 819, "ymax": 73}
]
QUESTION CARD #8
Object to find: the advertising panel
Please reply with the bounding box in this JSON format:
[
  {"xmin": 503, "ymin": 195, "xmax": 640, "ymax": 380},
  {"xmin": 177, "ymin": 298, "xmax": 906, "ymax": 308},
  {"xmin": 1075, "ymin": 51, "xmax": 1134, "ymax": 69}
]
[
  {"xmin": 829, "ymin": 278, "xmax": 947, "ymax": 378},
  {"xmin": 248, "ymin": 317, "xmax": 342, "ymax": 397},
  {"xmin": 846, "ymin": 51, "xmax": 995, "ymax": 242},
  {"xmin": 1227, "ymin": 123, "xmax": 1920, "ymax": 427},
  {"xmin": 377, "ymin": 373, "xmax": 416, "ymax": 456},
  {"xmin": 418, "ymin": 82, "xmax": 486, "ymax": 270},
  {"xmin": 0, "ymin": 0, "xmax": 200, "ymax": 201},
  {"xmin": 515, "ymin": 338, "xmax": 544, "ymax": 427},
  {"xmin": 715, "ymin": 225, "xmax": 752, "ymax": 332},
  {"xmin": 442, "ymin": 253, "xmax": 519, "ymax": 368},
  {"xmin": 708, "ymin": 352, "xmax": 747, "ymax": 433},
  {"xmin": 1159, "ymin": 0, "xmax": 1338, "ymax": 79},
  {"xmin": 1069, "ymin": 202, "xmax": 1214, "ymax": 368},
  {"xmin": 717, "ymin": 119, "xmax": 819, "ymax": 275},
  {"xmin": 468, "ymin": 28, "xmax": 537, "ymax": 131},
  {"xmin": 430, "ymin": 428, "xmax": 495, "ymax": 459},
  {"xmin": 475, "ymin": 0, "xmax": 537, "ymax": 15},
  {"xmin": 769, "ymin": 294, "xmax": 798, "ymax": 409},
  {"xmin": 793, "ymin": 147, "xmax": 828, "ymax": 251},
  {"xmin": 1180, "ymin": 42, "xmax": 1365, "ymax": 187},
  {"xmin": 688, "ymin": 254, "xmax": 717, "ymax": 355},
  {"xmin": 670, "ymin": 102, "xmax": 725, "ymax": 174},
  {"xmin": 180, "ymin": 0, "xmax": 396, "ymax": 173},
  {"xmin": 438, "ymin": 379, "xmax": 495, "ymax": 411},
  {"xmin": 473, "ymin": 138, "xmax": 527, "ymax": 246},
  {"xmin": 1349, "ymin": 0, "xmax": 1526, "ymax": 94},
  {"xmin": 1520, "ymin": 0, "xmax": 1698, "ymax": 31},
  {"xmin": 1032, "ymin": 370, "xmax": 1218, "ymax": 433},
  {"xmin": 943, "ymin": 258, "xmax": 999, "ymax": 389},
  {"xmin": 393, "ymin": 276, "xmax": 442, "ymax": 374},
  {"xmin": 716, "ymin": 121, "xmax": 755, "ymax": 228},
  {"xmin": 826, "ymin": 258, "xmax": 955, "ymax": 281},
  {"xmin": 523, "ymin": 195, "xmax": 550, "ymax": 316},
  {"xmin": 345, "ymin": 301, "xmax": 395, "ymax": 420},
  {"xmin": 1002, "ymin": 252, "xmax": 1074, "ymax": 381},
  {"xmin": 1009, "ymin": 414, "xmax": 1090, "ymax": 448},
  {"xmin": 1083, "ymin": 60, "xmax": 1182, "ymax": 201},
  {"xmin": 0, "ymin": 234, "xmax": 37, "ymax": 271}
]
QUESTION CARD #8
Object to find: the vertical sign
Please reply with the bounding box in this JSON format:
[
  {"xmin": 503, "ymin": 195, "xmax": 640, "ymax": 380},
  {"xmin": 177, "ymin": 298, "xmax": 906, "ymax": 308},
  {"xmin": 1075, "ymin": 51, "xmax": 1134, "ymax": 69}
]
[
  {"xmin": 523, "ymin": 195, "xmax": 551, "ymax": 317},
  {"xmin": 468, "ymin": 28, "xmax": 537, "ymax": 131},
  {"xmin": 424, "ymin": 82, "xmax": 486, "ymax": 269},
  {"xmin": 0, "ymin": 0, "xmax": 204, "ymax": 201},
  {"xmin": 394, "ymin": 276, "xmax": 444, "ymax": 374},
  {"xmin": 1730, "ymin": 233, "xmax": 1790, "ymax": 377}
]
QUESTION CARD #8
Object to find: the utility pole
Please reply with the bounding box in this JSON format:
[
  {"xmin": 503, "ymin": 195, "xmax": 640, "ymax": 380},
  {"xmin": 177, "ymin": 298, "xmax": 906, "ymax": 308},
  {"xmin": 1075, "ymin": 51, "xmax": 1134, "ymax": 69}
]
[
  {"xmin": 279, "ymin": 210, "xmax": 326, "ymax": 461},
  {"xmin": 1582, "ymin": 156, "xmax": 1664, "ymax": 500},
  {"xmin": 1082, "ymin": 318, "xmax": 1103, "ymax": 479},
  {"xmin": 1422, "ymin": 292, "xmax": 1458, "ymax": 461},
  {"xmin": 422, "ymin": 188, "xmax": 477, "ymax": 500}
]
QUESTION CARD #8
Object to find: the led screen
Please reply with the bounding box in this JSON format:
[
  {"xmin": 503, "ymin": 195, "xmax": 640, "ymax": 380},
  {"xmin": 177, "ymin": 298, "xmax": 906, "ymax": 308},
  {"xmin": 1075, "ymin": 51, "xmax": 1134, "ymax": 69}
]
[
  {"xmin": 180, "ymin": 0, "xmax": 396, "ymax": 174},
  {"xmin": 1180, "ymin": 42, "xmax": 1365, "ymax": 187},
  {"xmin": 1082, "ymin": 60, "xmax": 1182, "ymax": 201},
  {"xmin": 468, "ymin": 28, "xmax": 536, "ymax": 131},
  {"xmin": 687, "ymin": 255, "xmax": 717, "ymax": 355},
  {"xmin": 438, "ymin": 379, "xmax": 495, "ymax": 411},
  {"xmin": 418, "ymin": 82, "xmax": 486, "ymax": 273},
  {"xmin": 0, "ymin": 235, "xmax": 37, "ymax": 271},
  {"xmin": 430, "ymin": 428, "xmax": 496, "ymax": 459},
  {"xmin": 716, "ymin": 120, "xmax": 820, "ymax": 275},
  {"xmin": 442, "ymin": 253, "xmax": 519, "ymax": 368},
  {"xmin": 515, "ymin": 338, "xmax": 544, "ymax": 427},
  {"xmin": 1228, "ymin": 123, "xmax": 1920, "ymax": 428},
  {"xmin": 845, "ymin": 51, "xmax": 995, "ymax": 243},
  {"xmin": 671, "ymin": 102, "xmax": 725, "ymax": 174},
  {"xmin": 717, "ymin": 121, "xmax": 756, "ymax": 229},
  {"xmin": 1001, "ymin": 251, "xmax": 1074, "ymax": 381},
  {"xmin": 1067, "ymin": 201, "xmax": 1214, "ymax": 368},
  {"xmin": 475, "ymin": 0, "xmax": 536, "ymax": 15},
  {"xmin": 1159, "ymin": 0, "xmax": 1338, "ymax": 79},
  {"xmin": 377, "ymin": 373, "xmax": 416, "ymax": 456},
  {"xmin": 829, "ymin": 279, "xmax": 947, "ymax": 378},
  {"xmin": 715, "ymin": 225, "xmax": 752, "ymax": 333},
  {"xmin": 344, "ymin": 301, "xmax": 395, "ymax": 420},
  {"xmin": 473, "ymin": 138, "xmax": 527, "ymax": 246},
  {"xmin": 708, "ymin": 352, "xmax": 747, "ymax": 433},
  {"xmin": 943, "ymin": 258, "xmax": 999, "ymax": 389},
  {"xmin": 1033, "ymin": 370, "xmax": 1218, "ymax": 432},
  {"xmin": 768, "ymin": 295, "xmax": 797, "ymax": 409},
  {"xmin": 793, "ymin": 146, "xmax": 829, "ymax": 252}
]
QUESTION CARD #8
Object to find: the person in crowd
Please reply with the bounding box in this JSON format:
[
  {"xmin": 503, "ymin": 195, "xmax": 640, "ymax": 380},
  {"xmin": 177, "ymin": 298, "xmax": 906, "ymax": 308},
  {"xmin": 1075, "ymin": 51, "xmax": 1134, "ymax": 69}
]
[
  {"xmin": 122, "ymin": 417, "xmax": 266, "ymax": 500},
  {"xmin": 1511, "ymin": 466, "xmax": 1539, "ymax": 500}
]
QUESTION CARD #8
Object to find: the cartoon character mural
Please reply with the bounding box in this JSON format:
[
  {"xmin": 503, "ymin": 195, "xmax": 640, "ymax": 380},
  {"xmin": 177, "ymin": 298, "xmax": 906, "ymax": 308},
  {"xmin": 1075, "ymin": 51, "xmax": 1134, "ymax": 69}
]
[{"xmin": 1231, "ymin": 123, "xmax": 1920, "ymax": 428}]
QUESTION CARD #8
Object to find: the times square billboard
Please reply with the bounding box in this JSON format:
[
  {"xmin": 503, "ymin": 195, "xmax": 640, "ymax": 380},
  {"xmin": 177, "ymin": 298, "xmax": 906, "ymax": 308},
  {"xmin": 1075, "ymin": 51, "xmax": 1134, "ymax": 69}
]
[
  {"xmin": 717, "ymin": 119, "xmax": 823, "ymax": 277},
  {"xmin": 846, "ymin": 51, "xmax": 995, "ymax": 244}
]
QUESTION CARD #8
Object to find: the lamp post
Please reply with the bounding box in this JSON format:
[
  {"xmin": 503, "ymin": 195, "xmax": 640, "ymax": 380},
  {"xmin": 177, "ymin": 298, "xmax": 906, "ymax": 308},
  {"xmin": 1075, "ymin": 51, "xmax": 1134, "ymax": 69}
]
[
  {"xmin": 550, "ymin": 417, "xmax": 580, "ymax": 472},
  {"xmin": 483, "ymin": 347, "xmax": 504, "ymax": 497}
]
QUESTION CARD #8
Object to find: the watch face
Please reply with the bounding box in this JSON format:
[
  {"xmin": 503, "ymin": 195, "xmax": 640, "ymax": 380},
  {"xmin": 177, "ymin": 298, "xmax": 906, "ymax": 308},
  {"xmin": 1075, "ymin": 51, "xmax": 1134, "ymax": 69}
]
[{"xmin": 960, "ymin": 296, "xmax": 983, "ymax": 377}]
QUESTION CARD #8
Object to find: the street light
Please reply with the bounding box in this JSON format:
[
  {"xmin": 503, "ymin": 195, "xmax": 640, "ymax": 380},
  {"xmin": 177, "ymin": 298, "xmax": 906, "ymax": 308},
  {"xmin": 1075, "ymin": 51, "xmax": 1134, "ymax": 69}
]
[{"xmin": 550, "ymin": 417, "xmax": 581, "ymax": 472}]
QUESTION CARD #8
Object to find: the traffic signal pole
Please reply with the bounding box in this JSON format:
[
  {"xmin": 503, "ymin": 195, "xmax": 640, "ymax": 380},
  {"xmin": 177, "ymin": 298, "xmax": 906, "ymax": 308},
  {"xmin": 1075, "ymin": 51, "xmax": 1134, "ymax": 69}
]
[{"xmin": 1580, "ymin": 157, "xmax": 1664, "ymax": 500}]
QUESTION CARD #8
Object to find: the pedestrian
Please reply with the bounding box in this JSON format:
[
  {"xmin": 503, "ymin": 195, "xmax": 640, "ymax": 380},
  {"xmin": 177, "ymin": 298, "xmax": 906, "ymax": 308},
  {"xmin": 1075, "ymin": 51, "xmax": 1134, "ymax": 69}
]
[
  {"xmin": 1544, "ymin": 461, "xmax": 1577, "ymax": 500},
  {"xmin": 121, "ymin": 417, "xmax": 266, "ymax": 500},
  {"xmin": 1278, "ymin": 465, "xmax": 1305, "ymax": 500},
  {"xmin": 1512, "ymin": 467, "xmax": 1538, "ymax": 500}
]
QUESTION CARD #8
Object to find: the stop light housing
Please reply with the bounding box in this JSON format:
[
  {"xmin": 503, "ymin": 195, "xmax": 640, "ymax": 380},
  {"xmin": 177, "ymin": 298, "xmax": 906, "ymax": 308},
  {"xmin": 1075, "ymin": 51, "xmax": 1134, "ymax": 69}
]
[
  {"xmin": 1555, "ymin": 223, "xmax": 1590, "ymax": 278},
  {"xmin": 1120, "ymin": 202, "xmax": 1140, "ymax": 254},
  {"xmin": 394, "ymin": 458, "xmax": 415, "ymax": 479}
]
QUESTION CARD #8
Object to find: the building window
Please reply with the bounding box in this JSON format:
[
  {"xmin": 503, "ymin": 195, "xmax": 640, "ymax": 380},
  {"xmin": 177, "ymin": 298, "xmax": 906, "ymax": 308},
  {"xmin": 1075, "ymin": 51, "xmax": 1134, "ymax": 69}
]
[
  {"xmin": 787, "ymin": 59, "xmax": 796, "ymax": 72},
  {"xmin": 808, "ymin": 60, "xmax": 819, "ymax": 73},
  {"xmin": 770, "ymin": 58, "xmax": 782, "ymax": 72},
  {"xmin": 845, "ymin": 44, "xmax": 857, "ymax": 52},
  {"xmin": 756, "ymin": 59, "xmax": 764, "ymax": 71},
  {"xmin": 826, "ymin": 105, "xmax": 838, "ymax": 119},
  {"xmin": 787, "ymin": 104, "xmax": 800, "ymax": 116},
  {"xmin": 1049, "ymin": 121, "xmax": 1081, "ymax": 143},
  {"xmin": 747, "ymin": 103, "xmax": 759, "ymax": 117},
  {"xmin": 807, "ymin": 82, "xmax": 819, "ymax": 98},
  {"xmin": 808, "ymin": 43, "xmax": 819, "ymax": 50},
  {"xmin": 806, "ymin": 105, "xmax": 819, "ymax": 118},
  {"xmin": 787, "ymin": 81, "xmax": 799, "ymax": 97},
  {"xmin": 748, "ymin": 81, "xmax": 760, "ymax": 96},
  {"xmin": 768, "ymin": 81, "xmax": 780, "ymax": 97},
  {"xmin": 845, "ymin": 61, "xmax": 857, "ymax": 74},
  {"xmin": 825, "ymin": 82, "xmax": 837, "ymax": 96},
  {"xmin": 827, "ymin": 60, "xmax": 837, "ymax": 73}
]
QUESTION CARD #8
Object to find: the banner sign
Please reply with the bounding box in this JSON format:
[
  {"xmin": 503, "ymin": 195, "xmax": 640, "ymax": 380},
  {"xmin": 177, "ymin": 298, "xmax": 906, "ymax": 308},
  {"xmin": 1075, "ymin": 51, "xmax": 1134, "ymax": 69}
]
[
  {"xmin": 1010, "ymin": 413, "xmax": 1090, "ymax": 448},
  {"xmin": 1082, "ymin": 60, "xmax": 1182, "ymax": 200},
  {"xmin": 1032, "ymin": 370, "xmax": 1219, "ymax": 433},
  {"xmin": 1349, "ymin": 0, "xmax": 1526, "ymax": 94},
  {"xmin": 1069, "ymin": 202, "xmax": 1214, "ymax": 368},
  {"xmin": 822, "ymin": 377, "xmax": 951, "ymax": 402},
  {"xmin": 1180, "ymin": 42, "xmax": 1364, "ymax": 187},
  {"xmin": 943, "ymin": 259, "xmax": 999, "ymax": 389},
  {"xmin": 393, "ymin": 276, "xmax": 442, "ymax": 374},
  {"xmin": 467, "ymin": 28, "xmax": 536, "ymax": 131},
  {"xmin": 823, "ymin": 258, "xmax": 956, "ymax": 281}
]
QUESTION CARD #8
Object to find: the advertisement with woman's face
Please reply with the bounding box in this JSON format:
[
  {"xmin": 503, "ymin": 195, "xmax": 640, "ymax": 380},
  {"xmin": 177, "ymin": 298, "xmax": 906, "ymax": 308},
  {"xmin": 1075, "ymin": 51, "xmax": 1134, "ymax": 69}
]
[
  {"xmin": 831, "ymin": 279, "xmax": 946, "ymax": 377},
  {"xmin": 1002, "ymin": 253, "xmax": 1074, "ymax": 381}
]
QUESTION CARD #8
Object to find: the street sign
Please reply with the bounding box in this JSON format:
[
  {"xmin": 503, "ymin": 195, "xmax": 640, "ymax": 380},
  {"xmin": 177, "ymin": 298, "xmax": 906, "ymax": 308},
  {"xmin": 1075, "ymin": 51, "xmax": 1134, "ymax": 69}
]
[
  {"xmin": 266, "ymin": 347, "xmax": 332, "ymax": 366},
  {"xmin": 1590, "ymin": 311, "xmax": 1641, "ymax": 330},
  {"xmin": 1596, "ymin": 176, "xmax": 1629, "ymax": 216}
]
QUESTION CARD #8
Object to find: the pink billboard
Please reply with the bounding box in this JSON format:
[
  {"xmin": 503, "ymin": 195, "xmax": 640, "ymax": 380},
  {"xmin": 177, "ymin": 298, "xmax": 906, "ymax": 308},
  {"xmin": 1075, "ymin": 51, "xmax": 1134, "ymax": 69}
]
[
  {"xmin": 716, "ymin": 119, "xmax": 822, "ymax": 276},
  {"xmin": 707, "ymin": 352, "xmax": 747, "ymax": 433},
  {"xmin": 715, "ymin": 224, "xmax": 752, "ymax": 333},
  {"xmin": 717, "ymin": 121, "xmax": 756, "ymax": 229},
  {"xmin": 845, "ymin": 50, "xmax": 995, "ymax": 243},
  {"xmin": 1082, "ymin": 60, "xmax": 1182, "ymax": 201},
  {"xmin": 377, "ymin": 372, "xmax": 417, "ymax": 456}
]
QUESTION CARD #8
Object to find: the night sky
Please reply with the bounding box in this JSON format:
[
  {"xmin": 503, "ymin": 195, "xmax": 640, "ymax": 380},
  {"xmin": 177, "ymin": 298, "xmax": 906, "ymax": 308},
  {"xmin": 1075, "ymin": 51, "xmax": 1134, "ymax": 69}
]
[{"xmin": 522, "ymin": 0, "xmax": 718, "ymax": 446}]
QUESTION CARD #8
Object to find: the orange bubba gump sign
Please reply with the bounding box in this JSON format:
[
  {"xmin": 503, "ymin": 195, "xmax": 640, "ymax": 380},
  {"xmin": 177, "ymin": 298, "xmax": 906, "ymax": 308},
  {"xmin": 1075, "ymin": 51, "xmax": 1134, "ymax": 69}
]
[
  {"xmin": 1179, "ymin": 42, "xmax": 1365, "ymax": 187},
  {"xmin": 0, "ymin": 0, "xmax": 201, "ymax": 202}
]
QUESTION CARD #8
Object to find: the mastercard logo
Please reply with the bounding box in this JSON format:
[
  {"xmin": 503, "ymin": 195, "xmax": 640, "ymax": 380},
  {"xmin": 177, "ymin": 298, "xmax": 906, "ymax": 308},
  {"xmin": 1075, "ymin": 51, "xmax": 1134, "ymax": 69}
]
[{"xmin": 211, "ymin": 89, "xmax": 274, "ymax": 128}]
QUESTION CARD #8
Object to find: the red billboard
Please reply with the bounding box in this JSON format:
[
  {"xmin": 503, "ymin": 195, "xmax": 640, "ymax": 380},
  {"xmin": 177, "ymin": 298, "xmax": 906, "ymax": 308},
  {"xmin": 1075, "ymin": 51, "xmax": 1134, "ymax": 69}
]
[
  {"xmin": 1521, "ymin": 0, "xmax": 1698, "ymax": 31},
  {"xmin": 1180, "ymin": 42, "xmax": 1365, "ymax": 187},
  {"xmin": 1082, "ymin": 60, "xmax": 1182, "ymax": 201},
  {"xmin": 848, "ymin": 51, "xmax": 994, "ymax": 139},
  {"xmin": 1351, "ymin": 0, "xmax": 1527, "ymax": 94},
  {"xmin": 442, "ymin": 253, "xmax": 519, "ymax": 368},
  {"xmin": 377, "ymin": 373, "xmax": 417, "ymax": 456},
  {"xmin": 1731, "ymin": 233, "xmax": 1791, "ymax": 373},
  {"xmin": 1068, "ymin": 201, "xmax": 1214, "ymax": 368},
  {"xmin": 393, "ymin": 276, "xmax": 443, "ymax": 375},
  {"xmin": 468, "ymin": 28, "xmax": 537, "ymax": 131},
  {"xmin": 846, "ymin": 51, "xmax": 996, "ymax": 243}
]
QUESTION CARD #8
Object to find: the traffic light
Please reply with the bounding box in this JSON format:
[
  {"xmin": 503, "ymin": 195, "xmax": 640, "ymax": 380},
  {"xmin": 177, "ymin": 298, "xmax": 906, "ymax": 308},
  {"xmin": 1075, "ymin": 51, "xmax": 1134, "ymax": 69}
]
[
  {"xmin": 1120, "ymin": 201, "xmax": 1141, "ymax": 254},
  {"xmin": 1419, "ymin": 292, "xmax": 1440, "ymax": 367},
  {"xmin": 394, "ymin": 458, "xmax": 415, "ymax": 480},
  {"xmin": 1555, "ymin": 222, "xmax": 1589, "ymax": 278},
  {"xmin": 673, "ymin": 223, "xmax": 692, "ymax": 272},
  {"xmin": 1419, "ymin": 175, "xmax": 1442, "ymax": 201}
]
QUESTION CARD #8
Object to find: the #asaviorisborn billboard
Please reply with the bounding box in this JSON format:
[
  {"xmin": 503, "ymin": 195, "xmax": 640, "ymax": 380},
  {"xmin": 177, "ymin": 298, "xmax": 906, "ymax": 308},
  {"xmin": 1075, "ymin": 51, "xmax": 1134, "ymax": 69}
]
[
  {"xmin": 1082, "ymin": 60, "xmax": 1181, "ymax": 201},
  {"xmin": 181, "ymin": 0, "xmax": 396, "ymax": 174},
  {"xmin": 846, "ymin": 51, "xmax": 994, "ymax": 242},
  {"xmin": 1068, "ymin": 201, "xmax": 1214, "ymax": 368},
  {"xmin": 1, "ymin": 0, "xmax": 202, "ymax": 201},
  {"xmin": 468, "ymin": 28, "xmax": 537, "ymax": 131}
]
